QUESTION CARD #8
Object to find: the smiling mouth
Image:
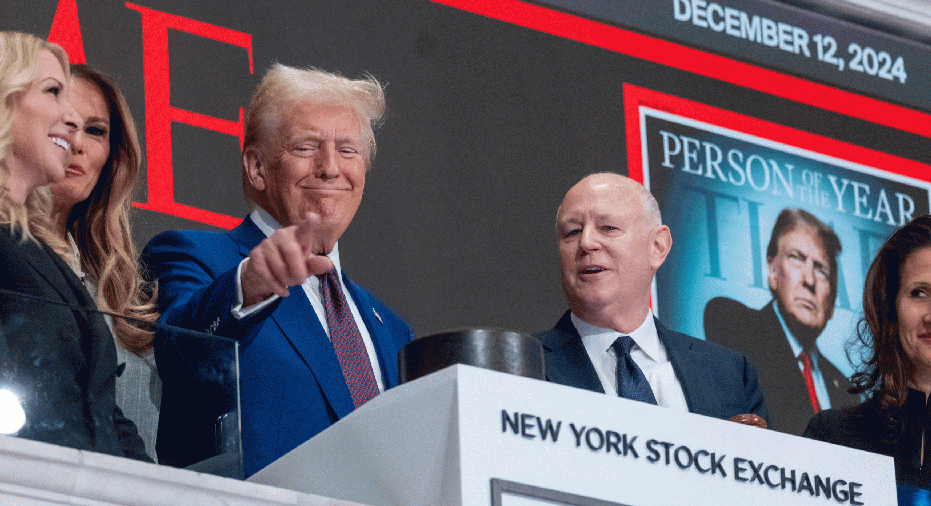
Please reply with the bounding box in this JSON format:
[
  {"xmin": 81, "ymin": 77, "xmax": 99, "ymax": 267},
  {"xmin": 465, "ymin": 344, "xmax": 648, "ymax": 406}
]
[
  {"xmin": 66, "ymin": 164, "xmax": 84, "ymax": 176},
  {"xmin": 579, "ymin": 266, "xmax": 606, "ymax": 275},
  {"xmin": 49, "ymin": 136, "xmax": 70, "ymax": 151}
]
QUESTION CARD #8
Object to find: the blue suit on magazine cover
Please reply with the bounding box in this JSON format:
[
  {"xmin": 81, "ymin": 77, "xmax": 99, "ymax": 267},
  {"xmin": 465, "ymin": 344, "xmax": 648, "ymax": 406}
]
[
  {"xmin": 142, "ymin": 216, "xmax": 414, "ymax": 476},
  {"xmin": 537, "ymin": 311, "xmax": 770, "ymax": 423}
]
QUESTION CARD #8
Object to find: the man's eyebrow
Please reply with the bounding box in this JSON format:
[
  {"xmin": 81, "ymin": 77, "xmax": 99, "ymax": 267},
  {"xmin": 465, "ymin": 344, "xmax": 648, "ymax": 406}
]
[
  {"xmin": 558, "ymin": 217, "xmax": 583, "ymax": 227},
  {"xmin": 335, "ymin": 134, "xmax": 364, "ymax": 144},
  {"xmin": 290, "ymin": 132, "xmax": 324, "ymax": 141},
  {"xmin": 591, "ymin": 212, "xmax": 623, "ymax": 222}
]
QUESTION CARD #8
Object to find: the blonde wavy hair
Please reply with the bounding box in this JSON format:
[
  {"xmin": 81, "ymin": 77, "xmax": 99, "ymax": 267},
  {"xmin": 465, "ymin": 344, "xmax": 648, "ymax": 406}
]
[
  {"xmin": 0, "ymin": 32, "xmax": 69, "ymax": 241},
  {"xmin": 59, "ymin": 65, "xmax": 158, "ymax": 355},
  {"xmin": 241, "ymin": 64, "xmax": 386, "ymax": 203}
]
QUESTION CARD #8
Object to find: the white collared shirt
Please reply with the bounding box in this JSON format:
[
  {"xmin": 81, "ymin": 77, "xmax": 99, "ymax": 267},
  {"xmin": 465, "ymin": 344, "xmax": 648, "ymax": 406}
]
[
  {"xmin": 574, "ymin": 310, "xmax": 688, "ymax": 411},
  {"xmin": 773, "ymin": 303, "xmax": 830, "ymax": 410},
  {"xmin": 231, "ymin": 208, "xmax": 385, "ymax": 392}
]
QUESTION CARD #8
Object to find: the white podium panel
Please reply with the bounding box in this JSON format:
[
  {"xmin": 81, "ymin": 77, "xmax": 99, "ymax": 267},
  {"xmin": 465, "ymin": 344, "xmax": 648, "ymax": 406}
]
[
  {"xmin": 250, "ymin": 365, "xmax": 895, "ymax": 506},
  {"xmin": 0, "ymin": 435, "xmax": 366, "ymax": 506}
]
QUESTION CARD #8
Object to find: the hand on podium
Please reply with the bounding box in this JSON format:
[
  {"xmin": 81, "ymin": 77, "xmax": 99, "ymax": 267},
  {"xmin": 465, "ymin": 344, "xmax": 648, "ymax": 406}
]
[{"xmin": 728, "ymin": 414, "xmax": 768, "ymax": 428}]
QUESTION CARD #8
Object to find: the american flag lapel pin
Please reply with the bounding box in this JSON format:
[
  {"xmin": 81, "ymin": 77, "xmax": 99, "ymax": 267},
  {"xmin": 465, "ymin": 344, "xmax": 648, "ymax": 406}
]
[{"xmin": 373, "ymin": 308, "xmax": 383, "ymax": 324}]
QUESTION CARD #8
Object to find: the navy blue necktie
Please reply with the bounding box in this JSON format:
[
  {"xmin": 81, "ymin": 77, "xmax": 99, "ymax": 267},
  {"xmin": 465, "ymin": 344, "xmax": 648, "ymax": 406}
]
[{"xmin": 612, "ymin": 335, "xmax": 657, "ymax": 405}]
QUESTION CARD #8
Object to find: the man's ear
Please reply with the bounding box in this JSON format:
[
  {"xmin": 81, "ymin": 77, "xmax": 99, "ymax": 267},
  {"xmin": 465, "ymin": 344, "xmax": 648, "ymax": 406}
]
[
  {"xmin": 649, "ymin": 224, "xmax": 672, "ymax": 271},
  {"xmin": 826, "ymin": 287, "xmax": 836, "ymax": 321},
  {"xmin": 243, "ymin": 147, "xmax": 267, "ymax": 192},
  {"xmin": 767, "ymin": 257, "xmax": 777, "ymax": 292}
]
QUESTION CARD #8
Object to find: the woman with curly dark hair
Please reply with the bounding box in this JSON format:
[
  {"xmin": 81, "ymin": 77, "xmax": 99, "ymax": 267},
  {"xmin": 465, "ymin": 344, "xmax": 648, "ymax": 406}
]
[{"xmin": 805, "ymin": 214, "xmax": 931, "ymax": 489}]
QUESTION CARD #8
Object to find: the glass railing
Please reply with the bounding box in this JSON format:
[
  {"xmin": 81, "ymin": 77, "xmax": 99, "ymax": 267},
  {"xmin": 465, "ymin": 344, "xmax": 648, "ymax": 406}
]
[{"xmin": 0, "ymin": 288, "xmax": 242, "ymax": 478}]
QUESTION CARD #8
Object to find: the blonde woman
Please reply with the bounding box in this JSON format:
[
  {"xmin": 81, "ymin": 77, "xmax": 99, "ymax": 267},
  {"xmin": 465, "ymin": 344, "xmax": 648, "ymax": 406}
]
[{"xmin": 0, "ymin": 31, "xmax": 148, "ymax": 460}]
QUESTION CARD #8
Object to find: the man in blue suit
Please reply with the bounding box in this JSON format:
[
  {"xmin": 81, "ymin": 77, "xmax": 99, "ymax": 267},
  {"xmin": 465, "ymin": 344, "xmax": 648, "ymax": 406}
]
[
  {"xmin": 536, "ymin": 173, "xmax": 769, "ymax": 424},
  {"xmin": 143, "ymin": 64, "xmax": 414, "ymax": 477}
]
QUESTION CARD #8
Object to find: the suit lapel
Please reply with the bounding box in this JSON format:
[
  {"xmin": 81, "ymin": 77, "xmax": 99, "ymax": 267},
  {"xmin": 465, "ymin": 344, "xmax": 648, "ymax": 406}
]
[
  {"xmin": 270, "ymin": 291, "xmax": 355, "ymax": 417},
  {"xmin": 759, "ymin": 303, "xmax": 825, "ymax": 416},
  {"xmin": 227, "ymin": 216, "xmax": 356, "ymax": 418},
  {"xmin": 540, "ymin": 312, "xmax": 605, "ymax": 394},
  {"xmin": 343, "ymin": 274, "xmax": 400, "ymax": 389},
  {"xmin": 227, "ymin": 216, "xmax": 267, "ymax": 257},
  {"xmin": 761, "ymin": 303, "xmax": 811, "ymax": 391},
  {"xmin": 821, "ymin": 357, "xmax": 856, "ymax": 409},
  {"xmin": 657, "ymin": 319, "xmax": 721, "ymax": 417},
  {"xmin": 765, "ymin": 299, "xmax": 854, "ymax": 411},
  {"xmin": 20, "ymin": 239, "xmax": 85, "ymax": 306},
  {"xmin": 16, "ymin": 236, "xmax": 115, "ymax": 405}
]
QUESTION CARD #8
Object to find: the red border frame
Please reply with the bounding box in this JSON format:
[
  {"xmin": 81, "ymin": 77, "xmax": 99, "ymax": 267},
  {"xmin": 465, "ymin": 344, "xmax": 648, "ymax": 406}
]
[
  {"xmin": 623, "ymin": 84, "xmax": 931, "ymax": 187},
  {"xmin": 433, "ymin": 0, "xmax": 931, "ymax": 140}
]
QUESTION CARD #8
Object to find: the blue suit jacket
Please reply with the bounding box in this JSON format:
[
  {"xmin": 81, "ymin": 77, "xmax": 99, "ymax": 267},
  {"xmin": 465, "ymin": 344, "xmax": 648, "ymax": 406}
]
[
  {"xmin": 142, "ymin": 216, "xmax": 414, "ymax": 476},
  {"xmin": 536, "ymin": 311, "xmax": 770, "ymax": 423}
]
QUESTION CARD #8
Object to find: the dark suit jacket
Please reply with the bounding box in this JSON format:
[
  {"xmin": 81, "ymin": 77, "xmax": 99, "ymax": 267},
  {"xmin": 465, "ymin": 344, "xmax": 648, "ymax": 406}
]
[
  {"xmin": 536, "ymin": 311, "xmax": 770, "ymax": 423},
  {"xmin": 0, "ymin": 226, "xmax": 147, "ymax": 460},
  {"xmin": 704, "ymin": 298, "xmax": 856, "ymax": 436},
  {"xmin": 142, "ymin": 216, "xmax": 414, "ymax": 477},
  {"xmin": 804, "ymin": 389, "xmax": 931, "ymax": 488}
]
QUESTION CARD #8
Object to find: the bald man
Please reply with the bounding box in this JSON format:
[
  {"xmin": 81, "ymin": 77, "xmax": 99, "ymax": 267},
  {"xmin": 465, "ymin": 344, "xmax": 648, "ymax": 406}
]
[{"xmin": 535, "ymin": 173, "xmax": 769, "ymax": 423}]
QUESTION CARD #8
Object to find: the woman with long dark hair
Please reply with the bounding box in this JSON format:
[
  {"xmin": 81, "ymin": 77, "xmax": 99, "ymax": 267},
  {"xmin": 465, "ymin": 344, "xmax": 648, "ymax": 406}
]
[
  {"xmin": 805, "ymin": 215, "xmax": 931, "ymax": 488},
  {"xmin": 48, "ymin": 64, "xmax": 160, "ymax": 459}
]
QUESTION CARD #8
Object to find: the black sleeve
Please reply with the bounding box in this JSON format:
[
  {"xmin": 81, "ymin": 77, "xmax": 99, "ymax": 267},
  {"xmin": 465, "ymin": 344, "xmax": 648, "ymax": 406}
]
[{"xmin": 113, "ymin": 404, "xmax": 153, "ymax": 462}]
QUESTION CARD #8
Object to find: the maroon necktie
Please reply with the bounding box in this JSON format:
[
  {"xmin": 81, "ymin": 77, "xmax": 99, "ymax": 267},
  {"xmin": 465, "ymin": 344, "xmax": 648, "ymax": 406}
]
[
  {"xmin": 798, "ymin": 350, "xmax": 821, "ymax": 413},
  {"xmin": 318, "ymin": 268, "xmax": 379, "ymax": 408}
]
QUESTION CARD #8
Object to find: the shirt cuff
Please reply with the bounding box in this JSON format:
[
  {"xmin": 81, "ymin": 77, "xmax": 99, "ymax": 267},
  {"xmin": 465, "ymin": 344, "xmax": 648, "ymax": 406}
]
[{"xmin": 231, "ymin": 258, "xmax": 279, "ymax": 319}]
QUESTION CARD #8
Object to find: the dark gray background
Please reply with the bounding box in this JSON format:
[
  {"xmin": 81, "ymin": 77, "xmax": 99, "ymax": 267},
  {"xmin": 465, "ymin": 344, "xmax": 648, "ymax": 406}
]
[
  {"xmin": 2, "ymin": 0, "xmax": 930, "ymax": 338},
  {"xmin": 536, "ymin": 0, "xmax": 931, "ymax": 111}
]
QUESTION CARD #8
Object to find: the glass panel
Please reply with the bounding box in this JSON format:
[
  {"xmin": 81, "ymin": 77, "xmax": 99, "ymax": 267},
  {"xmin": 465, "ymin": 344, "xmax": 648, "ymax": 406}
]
[{"xmin": 0, "ymin": 290, "xmax": 242, "ymax": 479}]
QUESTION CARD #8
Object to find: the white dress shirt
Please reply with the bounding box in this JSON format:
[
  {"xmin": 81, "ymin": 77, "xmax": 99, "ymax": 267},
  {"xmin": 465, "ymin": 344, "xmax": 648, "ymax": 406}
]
[
  {"xmin": 574, "ymin": 309, "xmax": 688, "ymax": 411},
  {"xmin": 773, "ymin": 303, "xmax": 831, "ymax": 410},
  {"xmin": 230, "ymin": 208, "xmax": 385, "ymax": 392}
]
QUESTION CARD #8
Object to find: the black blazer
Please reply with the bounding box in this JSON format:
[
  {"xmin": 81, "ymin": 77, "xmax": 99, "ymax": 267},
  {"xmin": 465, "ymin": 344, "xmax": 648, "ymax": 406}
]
[
  {"xmin": 704, "ymin": 298, "xmax": 857, "ymax": 435},
  {"xmin": 536, "ymin": 311, "xmax": 770, "ymax": 423},
  {"xmin": 804, "ymin": 390, "xmax": 931, "ymax": 489},
  {"xmin": 0, "ymin": 225, "xmax": 147, "ymax": 460}
]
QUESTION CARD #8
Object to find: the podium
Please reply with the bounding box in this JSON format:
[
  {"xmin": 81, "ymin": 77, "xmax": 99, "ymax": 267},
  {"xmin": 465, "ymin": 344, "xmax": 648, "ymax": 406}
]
[
  {"xmin": 0, "ymin": 434, "xmax": 366, "ymax": 506},
  {"xmin": 249, "ymin": 364, "xmax": 895, "ymax": 505}
]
